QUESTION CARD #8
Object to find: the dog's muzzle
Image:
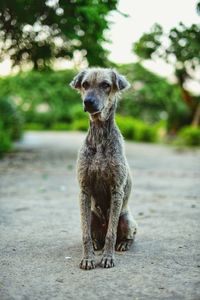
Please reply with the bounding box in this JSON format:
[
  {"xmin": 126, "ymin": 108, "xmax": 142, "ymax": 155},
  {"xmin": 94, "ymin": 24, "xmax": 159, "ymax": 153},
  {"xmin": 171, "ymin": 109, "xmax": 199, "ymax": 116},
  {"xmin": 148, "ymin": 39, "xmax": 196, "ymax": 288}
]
[{"xmin": 84, "ymin": 96, "xmax": 100, "ymax": 114}]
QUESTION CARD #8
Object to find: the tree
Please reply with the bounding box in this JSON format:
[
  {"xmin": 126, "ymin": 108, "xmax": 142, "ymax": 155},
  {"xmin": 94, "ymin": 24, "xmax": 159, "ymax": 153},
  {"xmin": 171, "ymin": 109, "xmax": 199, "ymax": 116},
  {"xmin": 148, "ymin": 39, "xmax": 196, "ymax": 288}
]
[
  {"xmin": 197, "ymin": 0, "xmax": 200, "ymax": 15},
  {"xmin": 117, "ymin": 63, "xmax": 189, "ymax": 133},
  {"xmin": 133, "ymin": 6, "xmax": 200, "ymax": 129},
  {"xmin": 0, "ymin": 0, "xmax": 118, "ymax": 69}
]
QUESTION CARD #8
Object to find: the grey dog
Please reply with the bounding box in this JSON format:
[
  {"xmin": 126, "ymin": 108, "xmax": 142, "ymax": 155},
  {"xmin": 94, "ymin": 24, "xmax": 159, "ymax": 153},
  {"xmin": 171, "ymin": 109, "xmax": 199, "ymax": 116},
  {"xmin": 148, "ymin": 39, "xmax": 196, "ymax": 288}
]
[{"xmin": 70, "ymin": 68, "xmax": 137, "ymax": 270}]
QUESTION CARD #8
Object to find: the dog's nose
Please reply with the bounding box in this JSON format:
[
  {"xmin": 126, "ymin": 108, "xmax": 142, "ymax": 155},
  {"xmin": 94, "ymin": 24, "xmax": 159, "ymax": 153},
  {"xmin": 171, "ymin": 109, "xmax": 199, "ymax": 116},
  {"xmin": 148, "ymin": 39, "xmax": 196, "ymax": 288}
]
[
  {"xmin": 84, "ymin": 97, "xmax": 97, "ymax": 112},
  {"xmin": 84, "ymin": 97, "xmax": 95, "ymax": 106}
]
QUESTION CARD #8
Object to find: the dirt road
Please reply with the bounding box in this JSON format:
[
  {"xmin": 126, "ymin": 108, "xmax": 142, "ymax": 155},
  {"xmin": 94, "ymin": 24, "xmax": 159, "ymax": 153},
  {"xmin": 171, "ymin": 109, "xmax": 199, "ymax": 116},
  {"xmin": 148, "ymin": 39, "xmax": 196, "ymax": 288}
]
[{"xmin": 0, "ymin": 132, "xmax": 200, "ymax": 300}]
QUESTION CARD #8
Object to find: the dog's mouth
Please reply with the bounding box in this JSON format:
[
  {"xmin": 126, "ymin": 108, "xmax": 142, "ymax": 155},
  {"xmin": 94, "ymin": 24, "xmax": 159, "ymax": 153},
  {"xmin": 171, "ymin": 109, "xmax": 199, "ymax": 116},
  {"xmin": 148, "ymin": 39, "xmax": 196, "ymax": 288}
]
[
  {"xmin": 84, "ymin": 106, "xmax": 104, "ymax": 115},
  {"xmin": 90, "ymin": 110, "xmax": 102, "ymax": 116}
]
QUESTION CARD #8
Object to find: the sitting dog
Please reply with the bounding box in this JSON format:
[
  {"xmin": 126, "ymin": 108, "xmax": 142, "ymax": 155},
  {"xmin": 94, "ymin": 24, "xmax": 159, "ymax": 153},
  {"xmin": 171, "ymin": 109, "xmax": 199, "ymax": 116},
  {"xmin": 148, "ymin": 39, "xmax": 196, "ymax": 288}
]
[{"xmin": 70, "ymin": 68, "xmax": 137, "ymax": 270}]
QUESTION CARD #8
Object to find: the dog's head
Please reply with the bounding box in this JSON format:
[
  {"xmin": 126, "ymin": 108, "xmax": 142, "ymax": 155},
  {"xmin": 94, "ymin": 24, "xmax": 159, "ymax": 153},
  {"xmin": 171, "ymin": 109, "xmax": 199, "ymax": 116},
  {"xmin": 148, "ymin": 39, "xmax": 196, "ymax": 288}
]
[{"xmin": 70, "ymin": 68, "xmax": 130, "ymax": 120}]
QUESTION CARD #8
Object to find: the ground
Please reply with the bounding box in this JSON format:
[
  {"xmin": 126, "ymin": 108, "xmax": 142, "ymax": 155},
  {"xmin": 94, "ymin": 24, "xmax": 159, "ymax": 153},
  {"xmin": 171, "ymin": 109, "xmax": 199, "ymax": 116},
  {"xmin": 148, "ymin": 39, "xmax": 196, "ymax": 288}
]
[{"xmin": 0, "ymin": 131, "xmax": 200, "ymax": 300}]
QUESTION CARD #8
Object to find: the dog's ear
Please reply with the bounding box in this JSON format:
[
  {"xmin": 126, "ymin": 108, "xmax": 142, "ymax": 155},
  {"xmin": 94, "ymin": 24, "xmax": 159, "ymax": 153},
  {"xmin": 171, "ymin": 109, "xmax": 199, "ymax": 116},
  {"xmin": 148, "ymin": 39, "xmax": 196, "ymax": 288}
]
[
  {"xmin": 70, "ymin": 70, "xmax": 86, "ymax": 89},
  {"xmin": 111, "ymin": 70, "xmax": 130, "ymax": 91}
]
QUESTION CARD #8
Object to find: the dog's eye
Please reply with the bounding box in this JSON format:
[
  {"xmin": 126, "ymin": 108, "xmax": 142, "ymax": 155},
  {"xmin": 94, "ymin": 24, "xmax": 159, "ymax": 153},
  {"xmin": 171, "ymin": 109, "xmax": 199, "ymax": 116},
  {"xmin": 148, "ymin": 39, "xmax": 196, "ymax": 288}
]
[
  {"xmin": 82, "ymin": 81, "xmax": 90, "ymax": 90},
  {"xmin": 100, "ymin": 82, "xmax": 110, "ymax": 89}
]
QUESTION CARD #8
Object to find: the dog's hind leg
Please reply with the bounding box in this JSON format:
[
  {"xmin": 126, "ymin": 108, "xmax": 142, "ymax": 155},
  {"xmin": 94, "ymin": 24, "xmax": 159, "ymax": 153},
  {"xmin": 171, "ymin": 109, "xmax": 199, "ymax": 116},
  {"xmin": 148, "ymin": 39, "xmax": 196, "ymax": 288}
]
[
  {"xmin": 115, "ymin": 208, "xmax": 137, "ymax": 251},
  {"xmin": 115, "ymin": 173, "xmax": 137, "ymax": 251}
]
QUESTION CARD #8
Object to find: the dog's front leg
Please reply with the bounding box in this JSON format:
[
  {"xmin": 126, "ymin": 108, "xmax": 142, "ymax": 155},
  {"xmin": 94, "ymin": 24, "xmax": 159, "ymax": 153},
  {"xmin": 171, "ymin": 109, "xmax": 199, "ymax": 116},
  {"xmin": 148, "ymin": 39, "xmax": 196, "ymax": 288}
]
[
  {"xmin": 79, "ymin": 190, "xmax": 95, "ymax": 270},
  {"xmin": 100, "ymin": 190, "xmax": 123, "ymax": 268}
]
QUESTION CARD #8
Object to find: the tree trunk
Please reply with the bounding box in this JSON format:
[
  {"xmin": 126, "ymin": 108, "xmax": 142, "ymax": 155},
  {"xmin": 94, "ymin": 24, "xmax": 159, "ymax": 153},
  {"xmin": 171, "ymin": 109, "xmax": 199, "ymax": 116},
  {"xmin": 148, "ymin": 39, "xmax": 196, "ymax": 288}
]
[
  {"xmin": 181, "ymin": 88, "xmax": 194, "ymax": 109},
  {"xmin": 191, "ymin": 102, "xmax": 200, "ymax": 127}
]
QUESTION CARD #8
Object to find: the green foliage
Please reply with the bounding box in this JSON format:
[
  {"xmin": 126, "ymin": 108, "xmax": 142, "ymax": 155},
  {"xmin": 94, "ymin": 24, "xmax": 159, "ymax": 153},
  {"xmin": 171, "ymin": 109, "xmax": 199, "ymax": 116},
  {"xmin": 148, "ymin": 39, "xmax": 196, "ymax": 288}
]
[
  {"xmin": 0, "ymin": 0, "xmax": 118, "ymax": 69},
  {"xmin": 0, "ymin": 97, "xmax": 23, "ymax": 156},
  {"xmin": 0, "ymin": 97, "xmax": 23, "ymax": 140},
  {"xmin": 71, "ymin": 118, "xmax": 89, "ymax": 132},
  {"xmin": 133, "ymin": 24, "xmax": 163, "ymax": 59},
  {"xmin": 133, "ymin": 23, "xmax": 200, "ymax": 83},
  {"xmin": 0, "ymin": 65, "xmax": 189, "ymax": 138},
  {"xmin": 116, "ymin": 115, "xmax": 158, "ymax": 142},
  {"xmin": 117, "ymin": 63, "xmax": 190, "ymax": 131},
  {"xmin": 0, "ymin": 66, "xmax": 197, "ymax": 146},
  {"xmin": 70, "ymin": 114, "xmax": 159, "ymax": 142},
  {"xmin": 0, "ymin": 69, "xmax": 80, "ymax": 126},
  {"xmin": 51, "ymin": 123, "xmax": 71, "ymax": 131},
  {"xmin": 24, "ymin": 123, "xmax": 45, "ymax": 130},
  {"xmin": 178, "ymin": 126, "xmax": 200, "ymax": 146},
  {"xmin": 0, "ymin": 123, "xmax": 12, "ymax": 155},
  {"xmin": 24, "ymin": 122, "xmax": 72, "ymax": 131},
  {"xmin": 132, "ymin": 10, "xmax": 200, "ymax": 129},
  {"xmin": 168, "ymin": 23, "xmax": 200, "ymax": 81}
]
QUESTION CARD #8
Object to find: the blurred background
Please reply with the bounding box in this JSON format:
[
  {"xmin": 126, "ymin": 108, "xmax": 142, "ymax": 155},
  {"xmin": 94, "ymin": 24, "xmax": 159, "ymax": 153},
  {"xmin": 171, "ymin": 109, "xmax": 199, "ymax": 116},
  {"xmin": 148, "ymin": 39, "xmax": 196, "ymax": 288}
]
[{"xmin": 0, "ymin": 0, "xmax": 200, "ymax": 156}]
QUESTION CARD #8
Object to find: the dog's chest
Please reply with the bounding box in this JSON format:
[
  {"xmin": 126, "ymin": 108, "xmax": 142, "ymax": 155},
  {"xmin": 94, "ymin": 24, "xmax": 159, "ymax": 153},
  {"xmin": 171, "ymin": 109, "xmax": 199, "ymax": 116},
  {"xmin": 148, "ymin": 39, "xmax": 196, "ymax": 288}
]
[
  {"xmin": 88, "ymin": 148, "xmax": 112, "ymax": 216},
  {"xmin": 78, "ymin": 138, "xmax": 123, "ymax": 190},
  {"xmin": 88, "ymin": 148, "xmax": 112, "ymax": 179}
]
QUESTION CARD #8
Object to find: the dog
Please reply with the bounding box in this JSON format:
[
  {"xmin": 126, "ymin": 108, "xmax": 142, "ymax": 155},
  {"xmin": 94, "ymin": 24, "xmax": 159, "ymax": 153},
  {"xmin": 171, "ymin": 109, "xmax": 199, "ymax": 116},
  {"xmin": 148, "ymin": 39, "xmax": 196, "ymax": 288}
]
[{"xmin": 70, "ymin": 68, "xmax": 137, "ymax": 270}]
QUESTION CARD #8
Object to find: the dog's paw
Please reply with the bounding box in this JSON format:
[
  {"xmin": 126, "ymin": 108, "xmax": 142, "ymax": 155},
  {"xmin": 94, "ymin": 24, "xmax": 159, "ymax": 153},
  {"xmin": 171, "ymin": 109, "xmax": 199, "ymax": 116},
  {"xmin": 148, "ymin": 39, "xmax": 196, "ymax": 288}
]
[
  {"xmin": 115, "ymin": 239, "xmax": 133, "ymax": 251},
  {"xmin": 100, "ymin": 255, "xmax": 115, "ymax": 268},
  {"xmin": 79, "ymin": 257, "xmax": 96, "ymax": 270}
]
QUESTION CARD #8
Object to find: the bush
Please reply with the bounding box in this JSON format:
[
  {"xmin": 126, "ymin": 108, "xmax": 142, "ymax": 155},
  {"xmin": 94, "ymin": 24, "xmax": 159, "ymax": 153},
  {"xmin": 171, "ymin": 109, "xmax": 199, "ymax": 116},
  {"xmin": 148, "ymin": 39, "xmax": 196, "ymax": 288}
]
[
  {"xmin": 0, "ymin": 97, "xmax": 23, "ymax": 157},
  {"xmin": 178, "ymin": 126, "xmax": 200, "ymax": 146},
  {"xmin": 51, "ymin": 123, "xmax": 71, "ymax": 131},
  {"xmin": 117, "ymin": 63, "xmax": 191, "ymax": 132},
  {"xmin": 71, "ymin": 118, "xmax": 89, "ymax": 132},
  {"xmin": 0, "ymin": 70, "xmax": 79, "ymax": 126},
  {"xmin": 24, "ymin": 123, "xmax": 45, "ymax": 130},
  {"xmin": 1, "ymin": 66, "xmax": 188, "ymax": 144},
  {"xmin": 0, "ymin": 64, "xmax": 189, "ymax": 134},
  {"xmin": 116, "ymin": 115, "xmax": 140, "ymax": 140},
  {"xmin": 0, "ymin": 122, "xmax": 12, "ymax": 155},
  {"xmin": 141, "ymin": 126, "xmax": 158, "ymax": 142},
  {"xmin": 116, "ymin": 115, "xmax": 158, "ymax": 142}
]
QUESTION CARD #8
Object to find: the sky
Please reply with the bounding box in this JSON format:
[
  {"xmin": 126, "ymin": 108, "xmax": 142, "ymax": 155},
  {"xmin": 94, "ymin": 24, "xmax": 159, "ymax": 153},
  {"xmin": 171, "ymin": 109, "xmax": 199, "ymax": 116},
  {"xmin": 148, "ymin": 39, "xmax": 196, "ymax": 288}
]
[
  {"xmin": 106, "ymin": 0, "xmax": 199, "ymax": 64},
  {"xmin": 104, "ymin": 0, "xmax": 200, "ymax": 93},
  {"xmin": 0, "ymin": 0, "xmax": 199, "ymax": 92}
]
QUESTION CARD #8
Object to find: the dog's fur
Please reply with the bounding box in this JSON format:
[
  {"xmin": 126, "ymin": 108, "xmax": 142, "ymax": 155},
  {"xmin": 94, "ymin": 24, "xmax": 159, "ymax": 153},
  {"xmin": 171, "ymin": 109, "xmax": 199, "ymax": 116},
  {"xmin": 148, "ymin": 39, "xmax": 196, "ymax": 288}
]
[{"xmin": 70, "ymin": 68, "xmax": 137, "ymax": 270}]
